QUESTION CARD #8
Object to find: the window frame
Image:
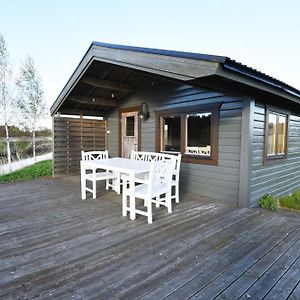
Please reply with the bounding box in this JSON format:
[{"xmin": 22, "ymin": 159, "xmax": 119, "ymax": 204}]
[
  {"xmin": 156, "ymin": 104, "xmax": 220, "ymax": 165},
  {"xmin": 264, "ymin": 107, "xmax": 289, "ymax": 164}
]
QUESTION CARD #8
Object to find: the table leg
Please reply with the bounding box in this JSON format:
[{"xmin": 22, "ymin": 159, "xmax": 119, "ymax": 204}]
[
  {"xmin": 129, "ymin": 172, "xmax": 136, "ymax": 220},
  {"xmin": 116, "ymin": 171, "xmax": 121, "ymax": 194},
  {"xmin": 122, "ymin": 178, "xmax": 127, "ymax": 217}
]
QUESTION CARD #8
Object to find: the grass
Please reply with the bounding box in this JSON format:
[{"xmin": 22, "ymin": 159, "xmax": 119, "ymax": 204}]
[
  {"xmin": 0, "ymin": 160, "xmax": 52, "ymax": 183},
  {"xmin": 279, "ymin": 190, "xmax": 300, "ymax": 211}
]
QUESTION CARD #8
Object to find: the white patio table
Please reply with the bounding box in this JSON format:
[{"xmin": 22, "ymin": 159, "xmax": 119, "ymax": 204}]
[{"xmin": 80, "ymin": 157, "xmax": 150, "ymax": 220}]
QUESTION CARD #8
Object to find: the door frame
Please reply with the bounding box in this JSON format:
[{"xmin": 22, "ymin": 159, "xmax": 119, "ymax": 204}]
[{"xmin": 118, "ymin": 106, "xmax": 141, "ymax": 157}]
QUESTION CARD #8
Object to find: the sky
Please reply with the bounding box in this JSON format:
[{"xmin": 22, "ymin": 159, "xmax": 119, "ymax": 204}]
[{"xmin": 1, "ymin": 0, "xmax": 300, "ymax": 128}]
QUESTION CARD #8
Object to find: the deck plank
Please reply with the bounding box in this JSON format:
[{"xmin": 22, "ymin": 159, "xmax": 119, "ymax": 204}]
[
  {"xmin": 122, "ymin": 211, "xmax": 275, "ymax": 299},
  {"xmin": 67, "ymin": 208, "xmax": 256, "ymax": 298},
  {"xmin": 289, "ymin": 282, "xmax": 300, "ymax": 300},
  {"xmin": 215, "ymin": 228, "xmax": 300, "ymax": 299},
  {"xmin": 162, "ymin": 218, "xmax": 296, "ymax": 300},
  {"xmin": 23, "ymin": 204, "xmax": 231, "ymax": 298},
  {"xmin": 239, "ymin": 239, "xmax": 300, "ymax": 299},
  {"xmin": 264, "ymin": 256, "xmax": 300, "ymax": 300},
  {"xmin": 0, "ymin": 176, "xmax": 299, "ymax": 300},
  {"xmin": 136, "ymin": 213, "xmax": 280, "ymax": 300},
  {"xmin": 187, "ymin": 222, "xmax": 300, "ymax": 299}
]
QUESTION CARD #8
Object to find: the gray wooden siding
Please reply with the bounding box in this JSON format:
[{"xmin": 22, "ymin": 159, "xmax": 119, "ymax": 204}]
[
  {"xmin": 53, "ymin": 116, "xmax": 107, "ymax": 175},
  {"xmin": 249, "ymin": 103, "xmax": 300, "ymax": 206},
  {"xmin": 107, "ymin": 82, "xmax": 243, "ymax": 204}
]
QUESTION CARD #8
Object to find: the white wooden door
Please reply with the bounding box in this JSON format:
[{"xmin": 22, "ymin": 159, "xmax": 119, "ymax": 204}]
[{"xmin": 121, "ymin": 111, "xmax": 139, "ymax": 158}]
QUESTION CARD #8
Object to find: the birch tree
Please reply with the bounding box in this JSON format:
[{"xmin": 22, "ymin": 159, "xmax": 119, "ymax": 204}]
[
  {"xmin": 16, "ymin": 56, "xmax": 46, "ymax": 159},
  {"xmin": 0, "ymin": 34, "xmax": 14, "ymax": 170}
]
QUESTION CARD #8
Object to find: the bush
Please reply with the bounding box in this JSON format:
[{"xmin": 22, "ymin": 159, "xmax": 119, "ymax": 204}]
[
  {"xmin": 258, "ymin": 194, "xmax": 277, "ymax": 211},
  {"xmin": 279, "ymin": 191, "xmax": 300, "ymax": 211}
]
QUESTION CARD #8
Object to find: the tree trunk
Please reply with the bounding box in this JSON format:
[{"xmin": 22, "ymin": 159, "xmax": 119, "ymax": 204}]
[
  {"xmin": 4, "ymin": 124, "xmax": 12, "ymax": 172},
  {"xmin": 32, "ymin": 130, "xmax": 36, "ymax": 160}
]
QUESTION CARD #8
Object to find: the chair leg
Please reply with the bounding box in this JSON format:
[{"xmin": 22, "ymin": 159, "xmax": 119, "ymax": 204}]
[
  {"xmin": 92, "ymin": 180, "xmax": 96, "ymax": 199},
  {"xmin": 175, "ymin": 183, "xmax": 179, "ymax": 203},
  {"xmin": 147, "ymin": 198, "xmax": 153, "ymax": 224},
  {"xmin": 122, "ymin": 193, "xmax": 127, "ymax": 217},
  {"xmin": 92, "ymin": 170, "xmax": 96, "ymax": 199},
  {"xmin": 166, "ymin": 192, "xmax": 172, "ymax": 213},
  {"xmin": 106, "ymin": 178, "xmax": 109, "ymax": 190},
  {"xmin": 155, "ymin": 196, "xmax": 160, "ymax": 207},
  {"xmin": 81, "ymin": 172, "xmax": 86, "ymax": 200},
  {"xmin": 115, "ymin": 173, "xmax": 121, "ymax": 194}
]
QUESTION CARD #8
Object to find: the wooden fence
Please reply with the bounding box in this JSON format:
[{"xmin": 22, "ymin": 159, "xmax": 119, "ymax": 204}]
[{"xmin": 53, "ymin": 116, "xmax": 107, "ymax": 175}]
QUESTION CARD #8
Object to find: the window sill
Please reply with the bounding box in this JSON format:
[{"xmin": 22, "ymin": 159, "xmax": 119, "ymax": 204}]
[{"xmin": 263, "ymin": 155, "xmax": 288, "ymax": 165}]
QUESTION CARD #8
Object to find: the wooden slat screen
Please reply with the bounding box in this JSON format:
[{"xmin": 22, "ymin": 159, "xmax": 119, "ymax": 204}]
[{"xmin": 53, "ymin": 116, "xmax": 107, "ymax": 175}]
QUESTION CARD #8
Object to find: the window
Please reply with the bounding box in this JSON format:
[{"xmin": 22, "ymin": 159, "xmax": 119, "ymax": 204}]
[
  {"xmin": 162, "ymin": 116, "xmax": 181, "ymax": 152},
  {"xmin": 126, "ymin": 116, "xmax": 135, "ymax": 136},
  {"xmin": 265, "ymin": 110, "xmax": 288, "ymax": 161},
  {"xmin": 157, "ymin": 105, "xmax": 219, "ymax": 165},
  {"xmin": 186, "ymin": 112, "xmax": 211, "ymax": 156}
]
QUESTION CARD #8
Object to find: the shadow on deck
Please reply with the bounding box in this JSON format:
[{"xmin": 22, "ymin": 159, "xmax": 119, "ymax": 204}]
[{"xmin": 0, "ymin": 176, "xmax": 299, "ymax": 299}]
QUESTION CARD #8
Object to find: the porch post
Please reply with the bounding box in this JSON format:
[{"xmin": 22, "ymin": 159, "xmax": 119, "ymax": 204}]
[{"xmin": 238, "ymin": 98, "xmax": 254, "ymax": 207}]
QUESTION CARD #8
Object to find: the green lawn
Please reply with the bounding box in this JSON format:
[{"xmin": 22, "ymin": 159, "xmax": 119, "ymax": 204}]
[
  {"xmin": 279, "ymin": 190, "xmax": 300, "ymax": 211},
  {"xmin": 0, "ymin": 160, "xmax": 52, "ymax": 183}
]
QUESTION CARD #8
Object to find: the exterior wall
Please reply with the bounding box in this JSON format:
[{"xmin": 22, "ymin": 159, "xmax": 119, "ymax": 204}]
[
  {"xmin": 249, "ymin": 102, "xmax": 300, "ymax": 206},
  {"xmin": 107, "ymin": 81, "xmax": 244, "ymax": 204}
]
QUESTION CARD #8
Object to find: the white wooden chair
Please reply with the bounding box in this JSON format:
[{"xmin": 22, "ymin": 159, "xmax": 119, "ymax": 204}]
[
  {"xmin": 128, "ymin": 151, "xmax": 182, "ymax": 203},
  {"xmin": 81, "ymin": 150, "xmax": 119, "ymax": 199},
  {"xmin": 122, "ymin": 157, "xmax": 176, "ymax": 224},
  {"xmin": 153, "ymin": 153, "xmax": 182, "ymax": 204}
]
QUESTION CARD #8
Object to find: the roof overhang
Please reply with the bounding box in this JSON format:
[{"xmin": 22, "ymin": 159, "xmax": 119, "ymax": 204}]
[
  {"xmin": 218, "ymin": 62, "xmax": 300, "ymax": 105},
  {"xmin": 50, "ymin": 42, "xmax": 220, "ymax": 116},
  {"xmin": 50, "ymin": 42, "xmax": 300, "ymax": 116}
]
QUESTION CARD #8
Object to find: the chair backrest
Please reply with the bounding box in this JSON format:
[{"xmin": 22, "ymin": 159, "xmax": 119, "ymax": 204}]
[
  {"xmin": 131, "ymin": 150, "xmax": 181, "ymax": 179},
  {"xmin": 130, "ymin": 151, "xmax": 158, "ymax": 162},
  {"xmin": 81, "ymin": 150, "xmax": 108, "ymax": 161},
  {"xmin": 147, "ymin": 156, "xmax": 175, "ymax": 196}
]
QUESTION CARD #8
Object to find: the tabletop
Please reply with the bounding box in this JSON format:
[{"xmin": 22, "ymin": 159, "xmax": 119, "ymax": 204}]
[{"xmin": 81, "ymin": 157, "xmax": 150, "ymax": 174}]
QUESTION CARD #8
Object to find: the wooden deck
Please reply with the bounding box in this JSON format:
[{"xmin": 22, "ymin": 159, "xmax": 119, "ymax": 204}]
[{"xmin": 0, "ymin": 176, "xmax": 299, "ymax": 300}]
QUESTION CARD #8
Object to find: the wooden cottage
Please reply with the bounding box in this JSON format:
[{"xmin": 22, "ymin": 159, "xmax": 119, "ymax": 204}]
[{"xmin": 50, "ymin": 42, "xmax": 300, "ymax": 207}]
